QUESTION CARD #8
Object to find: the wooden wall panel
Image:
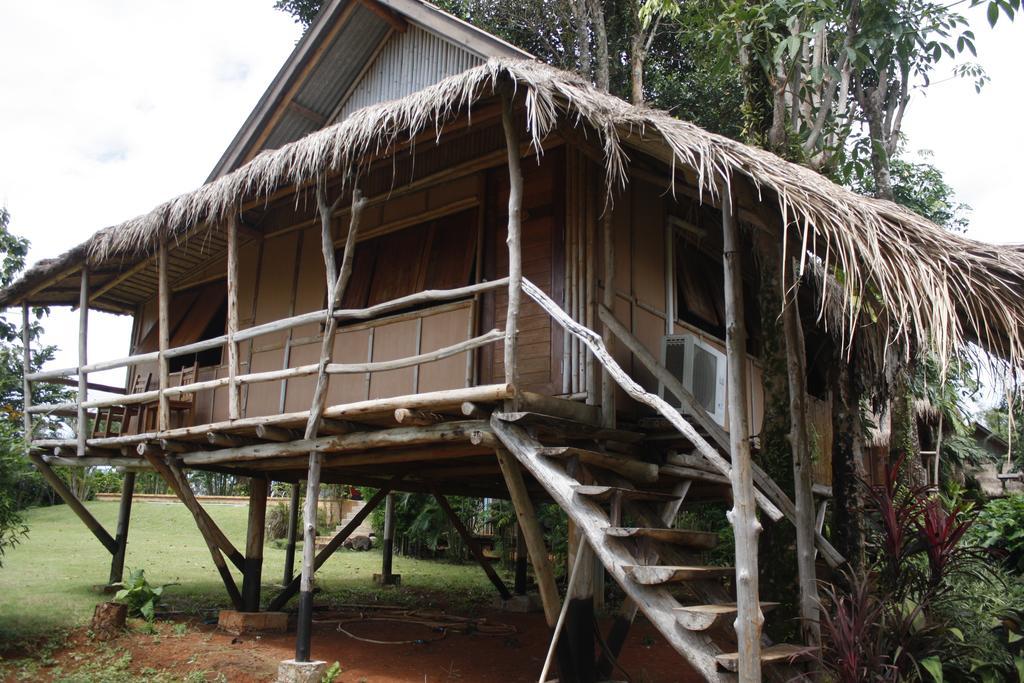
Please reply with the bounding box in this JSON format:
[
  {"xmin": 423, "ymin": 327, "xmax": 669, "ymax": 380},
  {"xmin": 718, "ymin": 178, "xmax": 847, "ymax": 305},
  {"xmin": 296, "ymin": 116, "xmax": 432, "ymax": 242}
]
[
  {"xmin": 328, "ymin": 328, "xmax": 374, "ymax": 405},
  {"xmin": 418, "ymin": 304, "xmax": 473, "ymax": 393},
  {"xmin": 368, "ymin": 319, "xmax": 418, "ymax": 398}
]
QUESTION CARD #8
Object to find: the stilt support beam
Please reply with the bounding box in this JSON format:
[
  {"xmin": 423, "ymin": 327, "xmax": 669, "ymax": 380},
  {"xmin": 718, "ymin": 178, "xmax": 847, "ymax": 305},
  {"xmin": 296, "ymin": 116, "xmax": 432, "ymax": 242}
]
[
  {"xmin": 432, "ymin": 488, "xmax": 511, "ymax": 600},
  {"xmin": 28, "ymin": 452, "xmax": 116, "ymax": 554},
  {"xmin": 243, "ymin": 475, "xmax": 269, "ymax": 612},
  {"xmin": 108, "ymin": 471, "xmax": 136, "ymax": 585}
]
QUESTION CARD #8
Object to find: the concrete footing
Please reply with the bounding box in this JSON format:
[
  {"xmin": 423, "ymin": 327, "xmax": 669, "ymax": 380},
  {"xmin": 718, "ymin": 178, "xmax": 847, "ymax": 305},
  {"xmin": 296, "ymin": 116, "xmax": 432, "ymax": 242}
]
[
  {"xmin": 372, "ymin": 573, "xmax": 402, "ymax": 586},
  {"xmin": 492, "ymin": 593, "xmax": 542, "ymax": 613},
  {"xmin": 218, "ymin": 610, "xmax": 289, "ymax": 634},
  {"xmin": 276, "ymin": 659, "xmax": 327, "ymax": 683}
]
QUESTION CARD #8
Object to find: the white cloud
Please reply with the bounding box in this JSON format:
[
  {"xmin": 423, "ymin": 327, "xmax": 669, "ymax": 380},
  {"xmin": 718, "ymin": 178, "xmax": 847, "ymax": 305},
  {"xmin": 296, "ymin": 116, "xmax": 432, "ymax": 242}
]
[{"xmin": 0, "ymin": 1, "xmax": 300, "ymax": 382}]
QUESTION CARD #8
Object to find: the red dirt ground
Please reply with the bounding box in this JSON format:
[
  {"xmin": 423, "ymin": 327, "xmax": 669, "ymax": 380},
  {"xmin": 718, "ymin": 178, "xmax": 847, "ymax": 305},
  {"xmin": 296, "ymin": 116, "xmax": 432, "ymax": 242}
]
[{"xmin": 5, "ymin": 608, "xmax": 704, "ymax": 682}]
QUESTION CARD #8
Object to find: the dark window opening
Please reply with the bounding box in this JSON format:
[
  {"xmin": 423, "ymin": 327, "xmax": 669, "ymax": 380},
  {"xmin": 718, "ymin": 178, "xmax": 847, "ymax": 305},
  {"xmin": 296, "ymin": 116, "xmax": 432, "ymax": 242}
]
[
  {"xmin": 333, "ymin": 207, "xmax": 479, "ymax": 314},
  {"xmin": 137, "ymin": 279, "xmax": 227, "ymax": 371}
]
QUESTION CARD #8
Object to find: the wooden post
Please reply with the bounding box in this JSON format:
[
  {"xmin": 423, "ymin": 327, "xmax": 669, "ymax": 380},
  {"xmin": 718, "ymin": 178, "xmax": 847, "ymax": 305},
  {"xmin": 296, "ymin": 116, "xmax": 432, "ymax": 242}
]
[
  {"xmin": 495, "ymin": 448, "xmax": 560, "ymax": 626},
  {"xmin": 500, "ymin": 90, "xmax": 523, "ymax": 396},
  {"xmin": 157, "ymin": 242, "xmax": 170, "ymax": 431},
  {"xmin": 21, "ymin": 304, "xmax": 32, "ymax": 441},
  {"xmin": 380, "ymin": 493, "xmax": 396, "ymax": 584},
  {"xmin": 433, "ymin": 491, "xmax": 511, "ymax": 600},
  {"xmin": 28, "ymin": 452, "xmax": 116, "ymax": 554},
  {"xmin": 271, "ymin": 480, "xmax": 398, "ymax": 611},
  {"xmin": 296, "ymin": 183, "xmax": 365, "ymax": 662},
  {"xmin": 227, "ymin": 216, "xmax": 241, "ymax": 420},
  {"xmin": 141, "ymin": 450, "xmax": 244, "ymax": 610},
  {"xmin": 780, "ymin": 245, "xmax": 821, "ymax": 648},
  {"xmin": 514, "ymin": 524, "xmax": 528, "ymax": 595},
  {"xmin": 77, "ymin": 269, "xmax": 89, "ymax": 455},
  {"xmin": 721, "ymin": 188, "xmax": 763, "ymax": 680},
  {"xmin": 600, "ymin": 205, "xmax": 615, "ymax": 428},
  {"xmin": 243, "ymin": 475, "xmax": 269, "ymax": 612},
  {"xmin": 282, "ymin": 482, "xmax": 300, "ymax": 585},
  {"xmin": 108, "ymin": 471, "xmax": 136, "ymax": 586}
]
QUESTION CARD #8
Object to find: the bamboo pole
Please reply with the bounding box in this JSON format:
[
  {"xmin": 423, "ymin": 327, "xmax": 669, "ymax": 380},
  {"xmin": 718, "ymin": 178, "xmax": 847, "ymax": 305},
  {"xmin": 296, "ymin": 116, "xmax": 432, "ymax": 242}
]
[
  {"xmin": 157, "ymin": 243, "xmax": 170, "ymax": 431},
  {"xmin": 501, "ymin": 91, "xmax": 523, "ymax": 398},
  {"xmin": 600, "ymin": 200, "xmax": 615, "ymax": 428},
  {"xmin": 780, "ymin": 246, "xmax": 821, "ymax": 648},
  {"xmin": 21, "ymin": 304, "xmax": 31, "ymax": 441},
  {"xmin": 722, "ymin": 189, "xmax": 763, "ymax": 681},
  {"xmin": 77, "ymin": 269, "xmax": 89, "ymax": 455},
  {"xmin": 227, "ymin": 216, "xmax": 241, "ymax": 420},
  {"xmin": 297, "ymin": 182, "xmax": 365, "ymax": 663}
]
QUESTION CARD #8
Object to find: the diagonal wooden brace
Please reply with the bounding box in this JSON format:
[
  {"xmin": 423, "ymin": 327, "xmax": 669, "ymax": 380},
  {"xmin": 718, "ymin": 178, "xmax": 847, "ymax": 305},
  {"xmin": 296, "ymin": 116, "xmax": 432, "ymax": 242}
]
[
  {"xmin": 139, "ymin": 444, "xmax": 246, "ymax": 572},
  {"xmin": 268, "ymin": 475, "xmax": 402, "ymax": 611},
  {"xmin": 431, "ymin": 487, "xmax": 511, "ymax": 600},
  {"xmin": 140, "ymin": 450, "xmax": 244, "ymax": 610},
  {"xmin": 28, "ymin": 453, "xmax": 117, "ymax": 554}
]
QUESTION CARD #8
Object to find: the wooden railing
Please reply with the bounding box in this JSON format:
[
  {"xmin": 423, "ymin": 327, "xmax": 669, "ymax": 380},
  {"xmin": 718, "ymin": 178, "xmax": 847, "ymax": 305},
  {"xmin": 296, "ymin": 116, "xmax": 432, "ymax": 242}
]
[{"xmin": 24, "ymin": 278, "xmax": 510, "ymax": 439}]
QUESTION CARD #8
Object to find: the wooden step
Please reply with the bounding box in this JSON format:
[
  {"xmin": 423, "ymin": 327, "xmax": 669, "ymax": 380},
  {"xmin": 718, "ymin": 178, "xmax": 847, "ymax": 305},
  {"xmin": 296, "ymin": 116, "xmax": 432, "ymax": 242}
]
[
  {"xmin": 674, "ymin": 602, "xmax": 780, "ymax": 631},
  {"xmin": 715, "ymin": 643, "xmax": 815, "ymax": 672},
  {"xmin": 493, "ymin": 411, "xmax": 645, "ymax": 442},
  {"xmin": 659, "ymin": 464, "xmax": 730, "ymax": 485},
  {"xmin": 622, "ymin": 565, "xmax": 733, "ymax": 585},
  {"xmin": 573, "ymin": 485, "xmax": 681, "ymax": 503},
  {"xmin": 606, "ymin": 526, "xmax": 718, "ymax": 550},
  {"xmin": 540, "ymin": 446, "xmax": 658, "ymax": 483}
]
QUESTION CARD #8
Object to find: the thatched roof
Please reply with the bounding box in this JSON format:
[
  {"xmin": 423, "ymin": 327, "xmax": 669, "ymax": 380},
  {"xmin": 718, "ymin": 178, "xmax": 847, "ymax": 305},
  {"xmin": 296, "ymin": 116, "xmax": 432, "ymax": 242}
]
[{"xmin": 4, "ymin": 59, "xmax": 1024, "ymax": 376}]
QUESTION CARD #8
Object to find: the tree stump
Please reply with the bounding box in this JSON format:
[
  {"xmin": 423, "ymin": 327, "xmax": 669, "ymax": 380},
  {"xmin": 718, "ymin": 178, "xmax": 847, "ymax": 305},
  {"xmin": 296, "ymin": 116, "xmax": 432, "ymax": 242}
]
[{"xmin": 92, "ymin": 601, "xmax": 127, "ymax": 640}]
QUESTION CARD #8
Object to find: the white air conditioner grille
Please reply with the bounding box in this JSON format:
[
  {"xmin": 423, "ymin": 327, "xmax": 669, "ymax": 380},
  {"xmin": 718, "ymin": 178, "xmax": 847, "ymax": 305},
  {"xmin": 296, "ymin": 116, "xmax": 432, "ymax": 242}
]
[
  {"xmin": 660, "ymin": 333, "xmax": 727, "ymax": 426},
  {"xmin": 691, "ymin": 345, "xmax": 719, "ymax": 415}
]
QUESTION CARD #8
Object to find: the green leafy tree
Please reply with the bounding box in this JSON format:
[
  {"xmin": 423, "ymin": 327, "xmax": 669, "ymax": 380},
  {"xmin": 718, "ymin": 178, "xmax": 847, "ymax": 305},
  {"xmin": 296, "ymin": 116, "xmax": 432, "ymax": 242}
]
[{"xmin": 0, "ymin": 208, "xmax": 76, "ymax": 565}]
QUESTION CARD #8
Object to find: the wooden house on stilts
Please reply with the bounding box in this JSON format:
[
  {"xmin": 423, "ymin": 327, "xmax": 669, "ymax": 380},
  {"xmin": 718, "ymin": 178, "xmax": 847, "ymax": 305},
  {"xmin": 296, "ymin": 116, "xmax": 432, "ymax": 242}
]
[{"xmin": 5, "ymin": 1, "xmax": 1024, "ymax": 680}]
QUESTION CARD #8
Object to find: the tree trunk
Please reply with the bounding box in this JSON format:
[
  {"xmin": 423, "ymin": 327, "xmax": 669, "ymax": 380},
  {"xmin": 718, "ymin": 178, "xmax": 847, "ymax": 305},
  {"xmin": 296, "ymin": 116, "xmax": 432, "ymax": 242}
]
[
  {"xmin": 831, "ymin": 357, "xmax": 866, "ymax": 572},
  {"xmin": 630, "ymin": 30, "xmax": 645, "ymax": 105},
  {"xmin": 753, "ymin": 235, "xmax": 799, "ymax": 636},
  {"xmin": 861, "ymin": 88, "xmax": 894, "ymax": 201},
  {"xmin": 889, "ymin": 370, "xmax": 926, "ymax": 487},
  {"xmin": 589, "ymin": 0, "xmax": 609, "ymax": 91}
]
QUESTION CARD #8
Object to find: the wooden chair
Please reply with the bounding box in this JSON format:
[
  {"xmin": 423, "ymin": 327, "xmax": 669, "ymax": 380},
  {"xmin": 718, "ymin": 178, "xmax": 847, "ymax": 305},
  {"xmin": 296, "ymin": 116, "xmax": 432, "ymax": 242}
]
[
  {"xmin": 139, "ymin": 362, "xmax": 198, "ymax": 431},
  {"xmin": 92, "ymin": 372, "xmax": 152, "ymax": 438}
]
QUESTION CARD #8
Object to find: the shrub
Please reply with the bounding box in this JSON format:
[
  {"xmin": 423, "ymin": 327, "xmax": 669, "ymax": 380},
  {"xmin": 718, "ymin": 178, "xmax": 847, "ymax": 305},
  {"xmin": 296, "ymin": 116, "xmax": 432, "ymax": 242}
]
[
  {"xmin": 113, "ymin": 568, "xmax": 173, "ymax": 622},
  {"xmin": 967, "ymin": 494, "xmax": 1024, "ymax": 573},
  {"xmin": 265, "ymin": 503, "xmax": 295, "ymax": 541}
]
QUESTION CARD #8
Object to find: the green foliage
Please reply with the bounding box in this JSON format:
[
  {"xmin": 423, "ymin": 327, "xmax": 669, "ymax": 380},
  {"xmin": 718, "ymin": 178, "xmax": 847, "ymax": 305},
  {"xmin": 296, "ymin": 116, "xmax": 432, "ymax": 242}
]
[
  {"xmin": 113, "ymin": 568, "xmax": 173, "ymax": 622},
  {"xmin": 321, "ymin": 661, "xmax": 342, "ymax": 682},
  {"xmin": 967, "ymin": 495, "xmax": 1024, "ymax": 573},
  {"xmin": 265, "ymin": 502, "xmax": 296, "ymax": 541}
]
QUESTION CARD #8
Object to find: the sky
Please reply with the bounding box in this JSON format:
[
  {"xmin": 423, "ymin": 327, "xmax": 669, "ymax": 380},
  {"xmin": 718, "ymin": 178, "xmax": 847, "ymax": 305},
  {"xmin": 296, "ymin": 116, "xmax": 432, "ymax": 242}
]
[{"xmin": 0, "ymin": 2, "xmax": 1021, "ymax": 402}]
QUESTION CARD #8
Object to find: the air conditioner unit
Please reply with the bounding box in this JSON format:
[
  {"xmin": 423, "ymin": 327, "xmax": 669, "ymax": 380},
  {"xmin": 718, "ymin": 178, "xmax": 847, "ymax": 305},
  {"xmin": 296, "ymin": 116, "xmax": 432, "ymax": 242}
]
[{"xmin": 660, "ymin": 334, "xmax": 727, "ymax": 426}]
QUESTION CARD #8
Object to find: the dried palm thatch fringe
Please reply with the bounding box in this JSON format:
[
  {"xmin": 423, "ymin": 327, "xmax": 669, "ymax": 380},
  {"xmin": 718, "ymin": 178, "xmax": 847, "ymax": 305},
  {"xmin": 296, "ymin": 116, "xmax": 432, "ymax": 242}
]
[{"xmin": 6, "ymin": 59, "xmax": 1024, "ymax": 383}]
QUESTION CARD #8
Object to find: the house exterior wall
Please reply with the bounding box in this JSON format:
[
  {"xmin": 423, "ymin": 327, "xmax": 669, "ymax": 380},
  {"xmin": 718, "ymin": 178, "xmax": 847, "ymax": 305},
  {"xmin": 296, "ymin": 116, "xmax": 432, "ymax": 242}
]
[{"xmin": 127, "ymin": 140, "xmax": 567, "ymax": 426}]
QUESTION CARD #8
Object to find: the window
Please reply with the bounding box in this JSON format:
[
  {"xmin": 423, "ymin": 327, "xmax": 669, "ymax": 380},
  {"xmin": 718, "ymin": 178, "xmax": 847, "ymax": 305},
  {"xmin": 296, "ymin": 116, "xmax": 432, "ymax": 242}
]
[
  {"xmin": 137, "ymin": 280, "xmax": 227, "ymax": 370},
  {"xmin": 337, "ymin": 208, "xmax": 478, "ymax": 309}
]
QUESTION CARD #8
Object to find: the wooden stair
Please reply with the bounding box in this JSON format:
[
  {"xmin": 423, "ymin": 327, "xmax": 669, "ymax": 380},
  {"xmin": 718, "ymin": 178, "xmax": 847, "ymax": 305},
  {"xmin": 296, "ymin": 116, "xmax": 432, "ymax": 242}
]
[
  {"xmin": 715, "ymin": 644, "xmax": 815, "ymax": 672},
  {"xmin": 491, "ymin": 412, "xmax": 814, "ymax": 682},
  {"xmin": 675, "ymin": 602, "xmax": 780, "ymax": 631},
  {"xmin": 623, "ymin": 564, "xmax": 733, "ymax": 585},
  {"xmin": 606, "ymin": 526, "xmax": 718, "ymax": 549}
]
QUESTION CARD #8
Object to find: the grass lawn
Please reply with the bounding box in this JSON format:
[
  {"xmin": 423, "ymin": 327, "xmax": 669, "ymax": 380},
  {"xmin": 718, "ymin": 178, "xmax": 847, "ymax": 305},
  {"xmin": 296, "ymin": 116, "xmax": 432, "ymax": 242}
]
[{"xmin": 0, "ymin": 500, "xmax": 504, "ymax": 646}]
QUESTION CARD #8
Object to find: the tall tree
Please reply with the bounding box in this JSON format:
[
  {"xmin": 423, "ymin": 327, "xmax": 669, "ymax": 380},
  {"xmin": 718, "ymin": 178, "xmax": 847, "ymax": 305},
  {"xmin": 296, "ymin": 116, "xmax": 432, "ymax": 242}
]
[{"xmin": 0, "ymin": 208, "xmax": 74, "ymax": 565}]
